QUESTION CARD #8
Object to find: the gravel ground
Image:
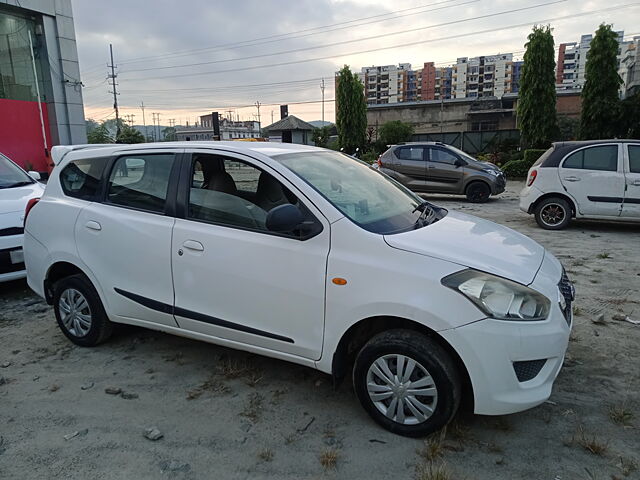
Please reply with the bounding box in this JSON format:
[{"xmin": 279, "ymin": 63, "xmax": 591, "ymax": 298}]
[{"xmin": 1, "ymin": 180, "xmax": 639, "ymax": 480}]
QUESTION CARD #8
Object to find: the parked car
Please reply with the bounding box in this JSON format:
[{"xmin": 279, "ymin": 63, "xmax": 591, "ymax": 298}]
[
  {"xmin": 0, "ymin": 152, "xmax": 44, "ymax": 283},
  {"xmin": 377, "ymin": 142, "xmax": 506, "ymax": 202},
  {"xmin": 25, "ymin": 142, "xmax": 573, "ymax": 437},
  {"xmin": 520, "ymin": 140, "xmax": 640, "ymax": 230}
]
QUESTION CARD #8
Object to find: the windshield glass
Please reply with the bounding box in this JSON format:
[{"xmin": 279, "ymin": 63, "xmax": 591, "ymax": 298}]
[
  {"xmin": 0, "ymin": 154, "xmax": 33, "ymax": 189},
  {"xmin": 274, "ymin": 151, "xmax": 445, "ymax": 234}
]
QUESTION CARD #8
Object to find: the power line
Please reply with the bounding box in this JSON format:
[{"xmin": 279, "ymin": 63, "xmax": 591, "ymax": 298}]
[
  {"xmin": 119, "ymin": 2, "xmax": 640, "ymax": 82},
  {"xmin": 122, "ymin": 0, "xmax": 559, "ymax": 75}
]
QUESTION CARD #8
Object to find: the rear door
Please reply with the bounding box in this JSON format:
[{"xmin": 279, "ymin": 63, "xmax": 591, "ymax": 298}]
[
  {"xmin": 390, "ymin": 146, "xmax": 427, "ymax": 191},
  {"xmin": 424, "ymin": 146, "xmax": 464, "ymax": 193},
  {"xmin": 622, "ymin": 143, "xmax": 640, "ymax": 218},
  {"xmin": 558, "ymin": 144, "xmax": 624, "ymax": 216}
]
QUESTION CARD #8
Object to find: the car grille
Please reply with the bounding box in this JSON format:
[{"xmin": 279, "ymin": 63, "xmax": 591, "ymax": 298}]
[
  {"xmin": 0, "ymin": 247, "xmax": 25, "ymax": 274},
  {"xmin": 558, "ymin": 269, "xmax": 574, "ymax": 326},
  {"xmin": 0, "ymin": 227, "xmax": 23, "ymax": 237},
  {"xmin": 513, "ymin": 359, "xmax": 547, "ymax": 382}
]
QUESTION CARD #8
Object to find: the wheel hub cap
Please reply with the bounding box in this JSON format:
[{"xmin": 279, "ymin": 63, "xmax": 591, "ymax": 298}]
[
  {"xmin": 366, "ymin": 354, "xmax": 438, "ymax": 425},
  {"xmin": 541, "ymin": 204, "xmax": 565, "ymax": 226},
  {"xmin": 59, "ymin": 288, "xmax": 92, "ymax": 337}
]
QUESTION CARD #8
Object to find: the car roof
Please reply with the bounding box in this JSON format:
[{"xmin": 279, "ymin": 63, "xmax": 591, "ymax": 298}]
[
  {"xmin": 541, "ymin": 139, "xmax": 640, "ymax": 168},
  {"xmin": 552, "ymin": 139, "xmax": 639, "ymax": 147},
  {"xmin": 53, "ymin": 142, "xmax": 324, "ymax": 165}
]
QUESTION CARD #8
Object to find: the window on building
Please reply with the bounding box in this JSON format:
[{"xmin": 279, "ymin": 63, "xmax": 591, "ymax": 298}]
[{"xmin": 562, "ymin": 145, "xmax": 618, "ymax": 171}]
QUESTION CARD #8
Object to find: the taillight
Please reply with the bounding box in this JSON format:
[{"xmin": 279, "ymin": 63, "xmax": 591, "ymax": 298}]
[
  {"xmin": 24, "ymin": 197, "xmax": 40, "ymax": 226},
  {"xmin": 376, "ymin": 155, "xmax": 382, "ymax": 167},
  {"xmin": 527, "ymin": 170, "xmax": 537, "ymax": 186}
]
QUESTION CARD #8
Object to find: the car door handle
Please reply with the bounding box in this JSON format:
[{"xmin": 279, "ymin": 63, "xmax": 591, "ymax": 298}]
[
  {"xmin": 85, "ymin": 221, "xmax": 101, "ymax": 231},
  {"xmin": 182, "ymin": 240, "xmax": 204, "ymax": 251},
  {"xmin": 632, "ymin": 179, "xmax": 640, "ymax": 186},
  {"xmin": 563, "ymin": 176, "xmax": 581, "ymax": 182}
]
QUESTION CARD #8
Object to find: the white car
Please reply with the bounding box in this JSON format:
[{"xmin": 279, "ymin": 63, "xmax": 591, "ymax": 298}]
[
  {"xmin": 520, "ymin": 140, "xmax": 640, "ymax": 229},
  {"xmin": 25, "ymin": 142, "xmax": 574, "ymax": 437},
  {"xmin": 0, "ymin": 152, "xmax": 45, "ymax": 282}
]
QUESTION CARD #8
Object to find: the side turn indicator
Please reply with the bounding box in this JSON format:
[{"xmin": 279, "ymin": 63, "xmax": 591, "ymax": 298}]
[{"xmin": 332, "ymin": 277, "xmax": 348, "ymax": 285}]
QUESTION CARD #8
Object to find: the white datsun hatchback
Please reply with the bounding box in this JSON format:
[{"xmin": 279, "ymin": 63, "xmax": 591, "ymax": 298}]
[{"xmin": 24, "ymin": 142, "xmax": 574, "ymax": 437}]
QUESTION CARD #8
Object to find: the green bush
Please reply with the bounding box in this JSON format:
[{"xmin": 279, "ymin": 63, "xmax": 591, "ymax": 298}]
[
  {"xmin": 360, "ymin": 152, "xmax": 378, "ymax": 164},
  {"xmin": 502, "ymin": 149, "xmax": 547, "ymax": 178}
]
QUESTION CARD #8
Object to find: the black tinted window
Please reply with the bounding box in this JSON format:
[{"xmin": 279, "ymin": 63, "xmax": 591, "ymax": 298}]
[
  {"xmin": 629, "ymin": 145, "xmax": 640, "ymax": 173},
  {"xmin": 430, "ymin": 148, "xmax": 458, "ymax": 164},
  {"xmin": 107, "ymin": 154, "xmax": 175, "ymax": 213},
  {"xmin": 563, "ymin": 145, "xmax": 618, "ymax": 171},
  {"xmin": 188, "ymin": 154, "xmax": 303, "ymax": 234},
  {"xmin": 60, "ymin": 158, "xmax": 108, "ymax": 200},
  {"xmin": 396, "ymin": 147, "xmax": 424, "ymax": 161}
]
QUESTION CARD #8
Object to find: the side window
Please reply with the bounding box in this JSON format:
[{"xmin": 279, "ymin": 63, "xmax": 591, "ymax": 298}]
[
  {"xmin": 396, "ymin": 147, "xmax": 424, "ymax": 161},
  {"xmin": 430, "ymin": 148, "xmax": 458, "ymax": 164},
  {"xmin": 107, "ymin": 154, "xmax": 175, "ymax": 213},
  {"xmin": 628, "ymin": 145, "xmax": 640, "ymax": 173},
  {"xmin": 60, "ymin": 157, "xmax": 108, "ymax": 200},
  {"xmin": 187, "ymin": 154, "xmax": 303, "ymax": 234},
  {"xmin": 563, "ymin": 145, "xmax": 618, "ymax": 171}
]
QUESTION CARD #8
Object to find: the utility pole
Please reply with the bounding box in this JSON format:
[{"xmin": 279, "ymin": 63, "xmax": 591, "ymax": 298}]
[
  {"xmin": 254, "ymin": 101, "xmax": 261, "ymax": 133},
  {"xmin": 107, "ymin": 44, "xmax": 120, "ymax": 137},
  {"xmin": 320, "ymin": 78, "xmax": 325, "ymax": 123},
  {"xmin": 270, "ymin": 110, "xmax": 274, "ymax": 125},
  {"xmin": 153, "ymin": 113, "xmax": 161, "ymax": 141},
  {"xmin": 151, "ymin": 113, "xmax": 158, "ymax": 141},
  {"xmin": 140, "ymin": 101, "xmax": 148, "ymax": 141}
]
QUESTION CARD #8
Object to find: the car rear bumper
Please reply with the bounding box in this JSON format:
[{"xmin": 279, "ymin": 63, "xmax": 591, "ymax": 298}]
[{"xmin": 519, "ymin": 185, "xmax": 543, "ymax": 213}]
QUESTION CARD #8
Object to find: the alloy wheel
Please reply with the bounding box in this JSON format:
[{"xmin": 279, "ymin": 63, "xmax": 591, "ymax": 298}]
[
  {"xmin": 540, "ymin": 203, "xmax": 566, "ymax": 227},
  {"xmin": 58, "ymin": 288, "xmax": 92, "ymax": 337},
  {"xmin": 366, "ymin": 354, "xmax": 438, "ymax": 425}
]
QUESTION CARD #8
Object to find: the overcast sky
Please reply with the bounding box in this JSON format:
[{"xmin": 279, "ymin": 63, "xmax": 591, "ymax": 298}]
[{"xmin": 74, "ymin": 0, "xmax": 638, "ymax": 126}]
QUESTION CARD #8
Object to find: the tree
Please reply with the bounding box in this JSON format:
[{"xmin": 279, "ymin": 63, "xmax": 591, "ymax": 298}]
[
  {"xmin": 312, "ymin": 125, "xmax": 332, "ymax": 148},
  {"xmin": 162, "ymin": 126, "xmax": 177, "ymax": 141},
  {"xmin": 580, "ymin": 24, "xmax": 623, "ymax": 139},
  {"xmin": 335, "ymin": 65, "xmax": 367, "ymax": 153},
  {"xmin": 116, "ymin": 124, "xmax": 145, "ymax": 144},
  {"xmin": 517, "ymin": 25, "xmax": 558, "ymax": 148},
  {"xmin": 377, "ymin": 120, "xmax": 414, "ymax": 146},
  {"xmin": 618, "ymin": 91, "xmax": 640, "ymax": 138},
  {"xmin": 87, "ymin": 122, "xmax": 113, "ymax": 144},
  {"xmin": 557, "ymin": 115, "xmax": 579, "ymax": 141}
]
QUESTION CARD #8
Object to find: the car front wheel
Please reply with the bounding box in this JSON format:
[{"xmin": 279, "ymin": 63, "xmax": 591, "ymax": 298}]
[
  {"xmin": 53, "ymin": 274, "xmax": 113, "ymax": 347},
  {"xmin": 465, "ymin": 181, "xmax": 491, "ymax": 203},
  {"xmin": 353, "ymin": 329, "xmax": 461, "ymax": 437}
]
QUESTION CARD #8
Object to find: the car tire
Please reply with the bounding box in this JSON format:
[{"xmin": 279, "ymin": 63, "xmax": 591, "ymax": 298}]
[
  {"xmin": 534, "ymin": 197, "xmax": 572, "ymax": 230},
  {"xmin": 465, "ymin": 181, "xmax": 491, "ymax": 203},
  {"xmin": 353, "ymin": 329, "xmax": 461, "ymax": 437},
  {"xmin": 52, "ymin": 274, "xmax": 113, "ymax": 347}
]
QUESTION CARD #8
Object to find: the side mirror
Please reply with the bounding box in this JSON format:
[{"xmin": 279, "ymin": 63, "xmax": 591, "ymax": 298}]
[
  {"xmin": 266, "ymin": 204, "xmax": 304, "ymax": 233},
  {"xmin": 454, "ymin": 159, "xmax": 465, "ymax": 168},
  {"xmin": 28, "ymin": 171, "xmax": 41, "ymax": 181}
]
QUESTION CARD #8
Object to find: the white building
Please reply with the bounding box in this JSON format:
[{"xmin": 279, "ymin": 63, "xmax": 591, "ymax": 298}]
[
  {"xmin": 175, "ymin": 115, "xmax": 260, "ymax": 141},
  {"xmin": 454, "ymin": 54, "xmax": 514, "ymax": 99},
  {"xmin": 359, "ymin": 63, "xmax": 411, "ymax": 105}
]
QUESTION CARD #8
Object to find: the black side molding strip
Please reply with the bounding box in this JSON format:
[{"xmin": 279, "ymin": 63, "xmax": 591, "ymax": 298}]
[
  {"xmin": 587, "ymin": 196, "xmax": 623, "ymax": 203},
  {"xmin": 114, "ymin": 288, "xmax": 294, "ymax": 344},
  {"xmin": 623, "ymin": 198, "xmax": 640, "ymax": 204}
]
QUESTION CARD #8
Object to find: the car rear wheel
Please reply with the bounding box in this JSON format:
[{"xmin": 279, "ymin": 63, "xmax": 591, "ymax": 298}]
[
  {"xmin": 534, "ymin": 197, "xmax": 571, "ymax": 230},
  {"xmin": 53, "ymin": 274, "xmax": 113, "ymax": 347},
  {"xmin": 353, "ymin": 329, "xmax": 461, "ymax": 437},
  {"xmin": 465, "ymin": 181, "xmax": 491, "ymax": 203}
]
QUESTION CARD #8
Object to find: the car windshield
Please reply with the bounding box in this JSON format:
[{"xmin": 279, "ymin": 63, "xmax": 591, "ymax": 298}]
[
  {"xmin": 274, "ymin": 151, "xmax": 446, "ymax": 234},
  {"xmin": 0, "ymin": 154, "xmax": 33, "ymax": 189}
]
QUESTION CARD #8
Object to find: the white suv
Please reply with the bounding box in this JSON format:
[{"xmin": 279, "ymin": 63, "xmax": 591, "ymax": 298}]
[
  {"xmin": 25, "ymin": 142, "xmax": 573, "ymax": 437},
  {"xmin": 520, "ymin": 140, "xmax": 640, "ymax": 229}
]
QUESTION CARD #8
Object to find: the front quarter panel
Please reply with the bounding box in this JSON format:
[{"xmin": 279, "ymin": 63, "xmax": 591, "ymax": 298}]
[{"xmin": 317, "ymin": 218, "xmax": 486, "ymax": 373}]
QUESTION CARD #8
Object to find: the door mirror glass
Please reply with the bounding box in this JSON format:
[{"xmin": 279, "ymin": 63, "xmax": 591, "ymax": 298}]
[
  {"xmin": 454, "ymin": 158, "xmax": 465, "ymax": 168},
  {"xmin": 266, "ymin": 203, "xmax": 304, "ymax": 233},
  {"xmin": 28, "ymin": 170, "xmax": 41, "ymax": 181}
]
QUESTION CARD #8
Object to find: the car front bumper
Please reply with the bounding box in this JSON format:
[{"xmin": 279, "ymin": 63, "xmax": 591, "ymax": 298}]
[
  {"xmin": 0, "ymin": 234, "xmax": 26, "ymax": 283},
  {"xmin": 440, "ymin": 253, "xmax": 572, "ymax": 415}
]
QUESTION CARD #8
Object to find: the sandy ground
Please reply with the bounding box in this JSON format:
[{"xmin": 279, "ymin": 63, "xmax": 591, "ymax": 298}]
[{"xmin": 1, "ymin": 181, "xmax": 639, "ymax": 480}]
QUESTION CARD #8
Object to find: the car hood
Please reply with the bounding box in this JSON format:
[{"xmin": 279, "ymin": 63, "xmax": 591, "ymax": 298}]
[
  {"xmin": 0, "ymin": 183, "xmax": 44, "ymax": 228},
  {"xmin": 384, "ymin": 210, "xmax": 545, "ymax": 285}
]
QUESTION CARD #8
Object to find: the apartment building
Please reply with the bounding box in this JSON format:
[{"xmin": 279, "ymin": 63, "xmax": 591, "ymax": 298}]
[
  {"xmin": 453, "ymin": 54, "xmax": 520, "ymax": 99},
  {"xmin": 620, "ymin": 36, "xmax": 640, "ymax": 98},
  {"xmin": 359, "ymin": 63, "xmax": 412, "ymax": 105},
  {"xmin": 556, "ymin": 31, "xmax": 629, "ymax": 93}
]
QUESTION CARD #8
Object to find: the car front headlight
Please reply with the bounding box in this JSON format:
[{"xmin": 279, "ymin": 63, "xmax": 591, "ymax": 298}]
[
  {"xmin": 442, "ymin": 269, "xmax": 550, "ymax": 321},
  {"xmin": 482, "ymin": 168, "xmax": 498, "ymax": 175}
]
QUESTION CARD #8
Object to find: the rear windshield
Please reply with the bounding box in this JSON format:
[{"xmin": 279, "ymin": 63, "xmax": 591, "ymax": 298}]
[{"xmin": 533, "ymin": 148, "xmax": 554, "ymax": 167}]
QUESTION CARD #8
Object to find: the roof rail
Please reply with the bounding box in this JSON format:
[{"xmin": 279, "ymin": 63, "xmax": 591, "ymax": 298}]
[{"xmin": 51, "ymin": 144, "xmax": 113, "ymax": 165}]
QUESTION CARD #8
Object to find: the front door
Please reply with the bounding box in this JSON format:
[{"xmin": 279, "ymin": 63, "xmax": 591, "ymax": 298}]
[
  {"xmin": 558, "ymin": 144, "xmax": 624, "ymax": 216},
  {"xmin": 424, "ymin": 146, "xmax": 465, "ymax": 193},
  {"xmin": 75, "ymin": 151, "xmax": 181, "ymax": 327},
  {"xmin": 392, "ymin": 145, "xmax": 427, "ymax": 191},
  {"xmin": 622, "ymin": 144, "xmax": 640, "ymax": 218},
  {"xmin": 171, "ymin": 151, "xmax": 330, "ymax": 360}
]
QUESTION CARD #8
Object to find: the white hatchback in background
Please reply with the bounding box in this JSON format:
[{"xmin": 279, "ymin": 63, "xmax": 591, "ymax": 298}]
[
  {"xmin": 0, "ymin": 152, "xmax": 44, "ymax": 282},
  {"xmin": 520, "ymin": 140, "xmax": 640, "ymax": 229},
  {"xmin": 25, "ymin": 142, "xmax": 573, "ymax": 437}
]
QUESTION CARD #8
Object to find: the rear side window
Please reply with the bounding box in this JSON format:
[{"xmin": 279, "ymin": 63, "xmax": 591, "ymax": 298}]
[
  {"xmin": 107, "ymin": 154, "xmax": 175, "ymax": 213},
  {"xmin": 396, "ymin": 147, "xmax": 424, "ymax": 161},
  {"xmin": 562, "ymin": 145, "xmax": 618, "ymax": 171},
  {"xmin": 629, "ymin": 145, "xmax": 640, "ymax": 173},
  {"xmin": 60, "ymin": 158, "xmax": 108, "ymax": 200}
]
